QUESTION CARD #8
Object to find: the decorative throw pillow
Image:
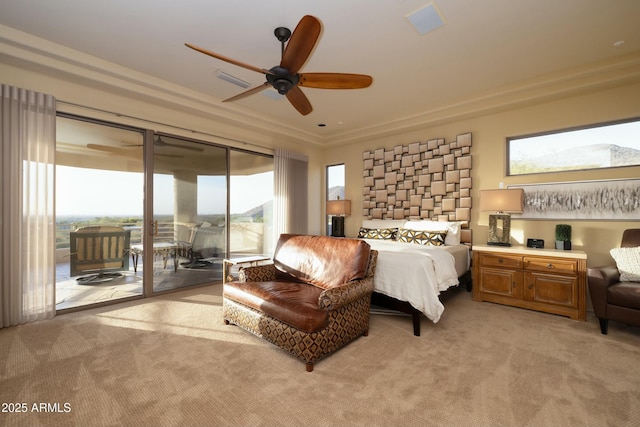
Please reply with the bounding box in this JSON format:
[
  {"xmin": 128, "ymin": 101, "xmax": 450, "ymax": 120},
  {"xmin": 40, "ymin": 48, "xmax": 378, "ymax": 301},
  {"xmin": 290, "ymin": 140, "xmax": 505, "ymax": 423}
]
[
  {"xmin": 398, "ymin": 228, "xmax": 447, "ymax": 246},
  {"xmin": 358, "ymin": 227, "xmax": 398, "ymax": 240},
  {"xmin": 402, "ymin": 220, "xmax": 462, "ymax": 246},
  {"xmin": 610, "ymin": 247, "xmax": 640, "ymax": 281}
]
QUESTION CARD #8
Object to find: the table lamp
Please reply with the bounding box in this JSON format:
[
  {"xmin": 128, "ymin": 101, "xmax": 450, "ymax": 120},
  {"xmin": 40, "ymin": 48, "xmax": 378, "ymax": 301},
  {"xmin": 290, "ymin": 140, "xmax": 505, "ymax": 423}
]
[
  {"xmin": 326, "ymin": 197, "xmax": 351, "ymax": 237},
  {"xmin": 479, "ymin": 188, "xmax": 524, "ymax": 246}
]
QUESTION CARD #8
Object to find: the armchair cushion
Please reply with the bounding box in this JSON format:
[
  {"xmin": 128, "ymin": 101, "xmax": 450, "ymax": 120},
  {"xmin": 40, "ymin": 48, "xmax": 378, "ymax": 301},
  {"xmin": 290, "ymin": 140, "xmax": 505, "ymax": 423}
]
[
  {"xmin": 224, "ymin": 279, "xmax": 326, "ymax": 333},
  {"xmin": 610, "ymin": 247, "xmax": 640, "ymax": 281}
]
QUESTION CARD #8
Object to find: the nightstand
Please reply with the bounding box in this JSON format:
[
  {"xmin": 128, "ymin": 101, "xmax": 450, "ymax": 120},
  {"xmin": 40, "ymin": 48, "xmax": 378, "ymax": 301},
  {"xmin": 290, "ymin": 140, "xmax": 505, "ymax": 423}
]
[{"xmin": 472, "ymin": 245, "xmax": 587, "ymax": 320}]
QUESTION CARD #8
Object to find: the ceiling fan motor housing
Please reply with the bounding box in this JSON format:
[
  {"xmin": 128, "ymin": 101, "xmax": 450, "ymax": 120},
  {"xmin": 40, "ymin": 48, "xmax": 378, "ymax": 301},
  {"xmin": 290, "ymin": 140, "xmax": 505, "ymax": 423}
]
[{"xmin": 267, "ymin": 66, "xmax": 300, "ymax": 94}]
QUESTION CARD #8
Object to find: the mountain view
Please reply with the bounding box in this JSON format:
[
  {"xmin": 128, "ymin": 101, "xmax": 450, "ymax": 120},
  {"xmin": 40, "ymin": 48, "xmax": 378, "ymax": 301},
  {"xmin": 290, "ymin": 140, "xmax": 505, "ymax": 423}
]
[
  {"xmin": 510, "ymin": 144, "xmax": 640, "ymax": 175},
  {"xmin": 328, "ymin": 185, "xmax": 345, "ymax": 200}
]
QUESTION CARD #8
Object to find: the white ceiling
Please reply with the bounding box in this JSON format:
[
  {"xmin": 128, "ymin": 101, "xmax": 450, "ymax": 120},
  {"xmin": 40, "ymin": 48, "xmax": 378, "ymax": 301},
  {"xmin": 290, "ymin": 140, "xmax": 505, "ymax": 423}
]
[{"xmin": 1, "ymin": 0, "xmax": 639, "ymax": 145}]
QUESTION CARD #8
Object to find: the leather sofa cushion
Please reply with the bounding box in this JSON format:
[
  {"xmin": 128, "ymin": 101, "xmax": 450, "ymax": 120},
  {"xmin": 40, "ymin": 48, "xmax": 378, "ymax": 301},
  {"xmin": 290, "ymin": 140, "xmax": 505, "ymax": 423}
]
[
  {"xmin": 273, "ymin": 234, "xmax": 371, "ymax": 290},
  {"xmin": 224, "ymin": 280, "xmax": 327, "ymax": 333},
  {"xmin": 608, "ymin": 282, "xmax": 640, "ymax": 310}
]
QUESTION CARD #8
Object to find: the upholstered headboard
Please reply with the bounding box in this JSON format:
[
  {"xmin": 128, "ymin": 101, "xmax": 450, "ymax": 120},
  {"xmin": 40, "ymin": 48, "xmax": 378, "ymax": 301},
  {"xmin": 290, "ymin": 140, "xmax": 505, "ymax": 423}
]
[{"xmin": 362, "ymin": 132, "xmax": 472, "ymax": 246}]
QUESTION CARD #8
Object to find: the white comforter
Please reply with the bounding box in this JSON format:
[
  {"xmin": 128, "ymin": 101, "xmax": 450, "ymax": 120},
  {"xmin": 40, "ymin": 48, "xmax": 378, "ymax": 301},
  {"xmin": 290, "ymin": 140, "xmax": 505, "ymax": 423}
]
[{"xmin": 364, "ymin": 239, "xmax": 460, "ymax": 323}]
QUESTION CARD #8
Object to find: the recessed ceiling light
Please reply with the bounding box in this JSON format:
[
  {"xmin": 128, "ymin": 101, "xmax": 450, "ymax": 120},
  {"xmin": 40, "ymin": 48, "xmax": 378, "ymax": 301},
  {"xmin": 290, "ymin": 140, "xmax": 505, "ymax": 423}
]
[{"xmin": 613, "ymin": 40, "xmax": 625, "ymax": 47}]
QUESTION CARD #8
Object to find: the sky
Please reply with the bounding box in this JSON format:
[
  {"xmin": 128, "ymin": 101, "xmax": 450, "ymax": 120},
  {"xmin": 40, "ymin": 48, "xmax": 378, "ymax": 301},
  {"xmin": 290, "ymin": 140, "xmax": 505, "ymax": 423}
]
[{"xmin": 56, "ymin": 166, "xmax": 273, "ymax": 217}]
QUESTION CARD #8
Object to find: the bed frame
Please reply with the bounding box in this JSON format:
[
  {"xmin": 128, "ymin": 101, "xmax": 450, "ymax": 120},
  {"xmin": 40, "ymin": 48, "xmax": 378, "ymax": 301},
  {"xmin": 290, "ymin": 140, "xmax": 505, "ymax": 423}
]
[{"xmin": 370, "ymin": 227, "xmax": 472, "ymax": 336}]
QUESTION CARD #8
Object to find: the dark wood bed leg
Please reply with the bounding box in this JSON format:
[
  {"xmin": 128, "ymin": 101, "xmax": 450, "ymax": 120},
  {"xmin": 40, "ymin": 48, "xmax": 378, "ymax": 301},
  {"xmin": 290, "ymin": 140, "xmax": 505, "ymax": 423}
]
[
  {"xmin": 223, "ymin": 319, "xmax": 230, "ymax": 325},
  {"xmin": 412, "ymin": 312, "xmax": 421, "ymax": 336},
  {"xmin": 306, "ymin": 362, "xmax": 314, "ymax": 372},
  {"xmin": 362, "ymin": 328, "xmax": 369, "ymax": 337}
]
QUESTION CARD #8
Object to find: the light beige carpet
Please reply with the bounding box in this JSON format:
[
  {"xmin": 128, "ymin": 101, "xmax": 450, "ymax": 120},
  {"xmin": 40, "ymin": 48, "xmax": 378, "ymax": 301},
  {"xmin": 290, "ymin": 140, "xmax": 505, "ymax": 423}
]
[{"xmin": 1, "ymin": 284, "xmax": 639, "ymax": 427}]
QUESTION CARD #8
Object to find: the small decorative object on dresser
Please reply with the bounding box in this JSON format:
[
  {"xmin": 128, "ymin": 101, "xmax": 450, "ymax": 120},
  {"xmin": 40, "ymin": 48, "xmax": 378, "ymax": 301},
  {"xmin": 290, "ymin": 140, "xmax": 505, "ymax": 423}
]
[
  {"xmin": 555, "ymin": 224, "xmax": 572, "ymax": 250},
  {"xmin": 472, "ymin": 245, "xmax": 587, "ymax": 320}
]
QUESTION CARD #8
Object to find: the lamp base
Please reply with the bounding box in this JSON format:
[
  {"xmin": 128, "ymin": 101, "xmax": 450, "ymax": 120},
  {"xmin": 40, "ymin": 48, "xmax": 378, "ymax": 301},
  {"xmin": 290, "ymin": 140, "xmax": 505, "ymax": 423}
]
[
  {"xmin": 331, "ymin": 216, "xmax": 345, "ymax": 237},
  {"xmin": 487, "ymin": 213, "xmax": 512, "ymax": 246},
  {"xmin": 487, "ymin": 241, "xmax": 512, "ymax": 247}
]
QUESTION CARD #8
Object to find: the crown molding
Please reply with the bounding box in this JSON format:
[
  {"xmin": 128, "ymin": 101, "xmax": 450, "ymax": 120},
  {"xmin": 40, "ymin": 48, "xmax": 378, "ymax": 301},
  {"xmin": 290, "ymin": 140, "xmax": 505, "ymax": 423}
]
[{"xmin": 325, "ymin": 51, "xmax": 640, "ymax": 146}]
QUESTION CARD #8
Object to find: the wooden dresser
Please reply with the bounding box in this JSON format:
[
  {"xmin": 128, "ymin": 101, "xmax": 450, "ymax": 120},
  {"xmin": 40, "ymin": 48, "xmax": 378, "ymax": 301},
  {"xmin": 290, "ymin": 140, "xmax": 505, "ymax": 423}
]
[{"xmin": 472, "ymin": 245, "xmax": 587, "ymax": 320}]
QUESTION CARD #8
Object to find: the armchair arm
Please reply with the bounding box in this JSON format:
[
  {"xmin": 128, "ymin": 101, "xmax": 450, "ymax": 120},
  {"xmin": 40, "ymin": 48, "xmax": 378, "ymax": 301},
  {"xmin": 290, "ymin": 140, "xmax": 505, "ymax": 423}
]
[
  {"xmin": 587, "ymin": 265, "xmax": 620, "ymax": 317},
  {"xmin": 318, "ymin": 250, "xmax": 378, "ymax": 311},
  {"xmin": 238, "ymin": 263, "xmax": 277, "ymax": 282},
  {"xmin": 318, "ymin": 276, "xmax": 375, "ymax": 310}
]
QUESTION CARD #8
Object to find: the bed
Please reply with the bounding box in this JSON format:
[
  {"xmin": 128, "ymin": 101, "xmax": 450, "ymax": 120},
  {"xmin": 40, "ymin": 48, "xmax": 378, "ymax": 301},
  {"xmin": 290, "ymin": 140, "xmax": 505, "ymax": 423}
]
[{"xmin": 358, "ymin": 219, "xmax": 472, "ymax": 336}]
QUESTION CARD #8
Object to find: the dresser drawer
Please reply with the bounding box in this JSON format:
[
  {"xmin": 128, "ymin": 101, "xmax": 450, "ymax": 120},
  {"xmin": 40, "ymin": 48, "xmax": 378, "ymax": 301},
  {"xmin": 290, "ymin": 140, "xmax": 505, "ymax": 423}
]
[
  {"xmin": 479, "ymin": 253, "xmax": 523, "ymax": 269},
  {"xmin": 524, "ymin": 257, "xmax": 577, "ymax": 275}
]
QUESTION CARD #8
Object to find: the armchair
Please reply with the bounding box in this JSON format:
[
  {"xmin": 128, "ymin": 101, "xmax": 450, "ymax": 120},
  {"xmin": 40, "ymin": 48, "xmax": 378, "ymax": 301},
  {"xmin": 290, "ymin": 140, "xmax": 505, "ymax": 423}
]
[{"xmin": 587, "ymin": 229, "xmax": 640, "ymax": 334}]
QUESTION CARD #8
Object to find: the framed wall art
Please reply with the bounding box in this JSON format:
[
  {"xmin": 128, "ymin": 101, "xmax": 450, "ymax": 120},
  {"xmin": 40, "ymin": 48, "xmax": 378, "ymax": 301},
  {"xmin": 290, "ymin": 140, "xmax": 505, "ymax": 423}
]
[
  {"xmin": 508, "ymin": 178, "xmax": 640, "ymax": 220},
  {"xmin": 507, "ymin": 117, "xmax": 640, "ymax": 176}
]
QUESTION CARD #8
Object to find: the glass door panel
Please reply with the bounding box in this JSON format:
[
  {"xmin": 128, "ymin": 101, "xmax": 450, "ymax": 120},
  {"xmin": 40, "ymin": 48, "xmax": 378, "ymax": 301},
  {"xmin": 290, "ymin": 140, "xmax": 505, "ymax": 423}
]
[
  {"xmin": 55, "ymin": 115, "xmax": 144, "ymax": 310},
  {"xmin": 229, "ymin": 150, "xmax": 274, "ymax": 257},
  {"xmin": 151, "ymin": 135, "xmax": 227, "ymax": 292}
]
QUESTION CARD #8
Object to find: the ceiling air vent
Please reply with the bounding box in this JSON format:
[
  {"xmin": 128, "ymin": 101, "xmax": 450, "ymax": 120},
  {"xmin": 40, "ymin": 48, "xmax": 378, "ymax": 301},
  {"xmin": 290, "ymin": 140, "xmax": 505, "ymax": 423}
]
[{"xmin": 407, "ymin": 3, "xmax": 446, "ymax": 35}]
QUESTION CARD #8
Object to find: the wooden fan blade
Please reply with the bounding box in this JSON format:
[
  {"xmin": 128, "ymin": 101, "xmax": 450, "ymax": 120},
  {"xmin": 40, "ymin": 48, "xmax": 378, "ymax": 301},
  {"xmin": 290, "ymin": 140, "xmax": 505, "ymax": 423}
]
[
  {"xmin": 281, "ymin": 15, "xmax": 321, "ymax": 74},
  {"xmin": 223, "ymin": 82, "xmax": 270, "ymax": 102},
  {"xmin": 286, "ymin": 86, "xmax": 313, "ymax": 115},
  {"xmin": 185, "ymin": 43, "xmax": 272, "ymax": 75},
  {"xmin": 299, "ymin": 73, "xmax": 373, "ymax": 89}
]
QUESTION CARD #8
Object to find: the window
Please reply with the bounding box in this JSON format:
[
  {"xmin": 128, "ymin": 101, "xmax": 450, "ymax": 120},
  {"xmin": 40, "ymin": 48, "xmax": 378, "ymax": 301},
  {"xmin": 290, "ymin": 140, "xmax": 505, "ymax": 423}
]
[{"xmin": 326, "ymin": 164, "xmax": 345, "ymax": 236}]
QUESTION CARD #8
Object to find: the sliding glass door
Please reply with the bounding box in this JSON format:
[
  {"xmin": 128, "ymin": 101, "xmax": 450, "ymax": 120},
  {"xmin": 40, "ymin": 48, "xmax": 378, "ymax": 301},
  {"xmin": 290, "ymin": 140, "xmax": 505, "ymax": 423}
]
[
  {"xmin": 55, "ymin": 115, "xmax": 274, "ymax": 310},
  {"xmin": 55, "ymin": 115, "xmax": 145, "ymax": 310},
  {"xmin": 229, "ymin": 150, "xmax": 274, "ymax": 257},
  {"xmin": 151, "ymin": 134, "xmax": 227, "ymax": 292}
]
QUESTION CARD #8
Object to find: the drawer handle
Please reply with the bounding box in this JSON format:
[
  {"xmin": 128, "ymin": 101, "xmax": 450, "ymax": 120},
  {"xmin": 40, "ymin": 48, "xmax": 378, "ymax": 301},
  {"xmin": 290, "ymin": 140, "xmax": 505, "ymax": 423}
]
[
  {"xmin": 528, "ymin": 283, "xmax": 534, "ymax": 289},
  {"xmin": 547, "ymin": 263, "xmax": 555, "ymax": 269},
  {"xmin": 498, "ymin": 259, "xmax": 504, "ymax": 264}
]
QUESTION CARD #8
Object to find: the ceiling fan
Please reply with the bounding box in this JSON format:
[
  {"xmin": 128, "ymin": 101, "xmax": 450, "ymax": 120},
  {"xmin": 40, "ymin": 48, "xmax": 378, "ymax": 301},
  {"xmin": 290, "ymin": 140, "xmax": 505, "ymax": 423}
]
[{"xmin": 185, "ymin": 15, "xmax": 373, "ymax": 115}]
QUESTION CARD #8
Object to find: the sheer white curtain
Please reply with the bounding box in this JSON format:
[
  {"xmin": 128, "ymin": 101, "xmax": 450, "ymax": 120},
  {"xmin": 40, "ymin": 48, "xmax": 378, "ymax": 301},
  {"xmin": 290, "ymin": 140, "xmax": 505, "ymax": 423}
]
[
  {"xmin": 273, "ymin": 149, "xmax": 308, "ymax": 241},
  {"xmin": 1, "ymin": 84, "xmax": 56, "ymax": 328}
]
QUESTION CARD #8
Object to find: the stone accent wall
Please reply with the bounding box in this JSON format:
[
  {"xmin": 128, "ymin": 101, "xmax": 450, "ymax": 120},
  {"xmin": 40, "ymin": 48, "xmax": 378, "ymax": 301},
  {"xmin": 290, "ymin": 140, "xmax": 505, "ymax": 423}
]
[{"xmin": 362, "ymin": 133, "xmax": 472, "ymax": 221}]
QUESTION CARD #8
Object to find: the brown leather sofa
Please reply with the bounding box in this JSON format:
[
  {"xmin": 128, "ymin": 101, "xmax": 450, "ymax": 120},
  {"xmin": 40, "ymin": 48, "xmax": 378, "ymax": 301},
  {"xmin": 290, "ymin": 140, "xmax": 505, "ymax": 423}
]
[
  {"xmin": 223, "ymin": 234, "xmax": 378, "ymax": 372},
  {"xmin": 587, "ymin": 229, "xmax": 640, "ymax": 334}
]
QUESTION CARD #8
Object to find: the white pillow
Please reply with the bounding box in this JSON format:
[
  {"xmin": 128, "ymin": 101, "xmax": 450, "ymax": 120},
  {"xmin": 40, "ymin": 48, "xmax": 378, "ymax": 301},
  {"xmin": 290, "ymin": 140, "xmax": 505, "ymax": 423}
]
[
  {"xmin": 362, "ymin": 219, "xmax": 407, "ymax": 230},
  {"xmin": 610, "ymin": 247, "xmax": 640, "ymax": 281},
  {"xmin": 403, "ymin": 220, "xmax": 462, "ymax": 246}
]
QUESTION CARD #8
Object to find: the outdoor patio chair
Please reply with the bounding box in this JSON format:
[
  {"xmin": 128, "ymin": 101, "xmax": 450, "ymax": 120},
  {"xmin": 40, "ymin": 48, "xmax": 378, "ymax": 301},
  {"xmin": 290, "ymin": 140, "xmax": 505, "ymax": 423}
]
[{"xmin": 69, "ymin": 225, "xmax": 131, "ymax": 284}]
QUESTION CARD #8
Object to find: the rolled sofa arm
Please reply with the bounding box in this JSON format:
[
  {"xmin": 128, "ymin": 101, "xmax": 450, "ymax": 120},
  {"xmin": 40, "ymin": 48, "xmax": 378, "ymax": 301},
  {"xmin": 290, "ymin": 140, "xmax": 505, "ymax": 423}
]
[
  {"xmin": 318, "ymin": 276, "xmax": 375, "ymax": 311},
  {"xmin": 318, "ymin": 250, "xmax": 377, "ymax": 310},
  {"xmin": 238, "ymin": 263, "xmax": 277, "ymax": 282}
]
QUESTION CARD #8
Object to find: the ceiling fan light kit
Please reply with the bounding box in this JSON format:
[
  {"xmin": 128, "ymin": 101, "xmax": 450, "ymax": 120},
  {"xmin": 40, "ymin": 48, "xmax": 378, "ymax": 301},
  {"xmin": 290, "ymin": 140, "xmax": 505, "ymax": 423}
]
[{"xmin": 185, "ymin": 15, "xmax": 372, "ymax": 115}]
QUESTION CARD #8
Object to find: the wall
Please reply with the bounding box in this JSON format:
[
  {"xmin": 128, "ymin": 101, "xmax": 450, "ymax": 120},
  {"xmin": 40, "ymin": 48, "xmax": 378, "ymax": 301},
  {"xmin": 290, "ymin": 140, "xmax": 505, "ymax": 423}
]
[{"xmin": 321, "ymin": 82, "xmax": 640, "ymax": 267}]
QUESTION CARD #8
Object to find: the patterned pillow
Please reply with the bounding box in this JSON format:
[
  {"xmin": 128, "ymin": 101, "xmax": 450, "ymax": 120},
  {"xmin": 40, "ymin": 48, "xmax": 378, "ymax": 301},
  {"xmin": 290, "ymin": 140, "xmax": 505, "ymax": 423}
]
[
  {"xmin": 358, "ymin": 227, "xmax": 398, "ymax": 240},
  {"xmin": 610, "ymin": 247, "xmax": 640, "ymax": 281},
  {"xmin": 398, "ymin": 228, "xmax": 447, "ymax": 246}
]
